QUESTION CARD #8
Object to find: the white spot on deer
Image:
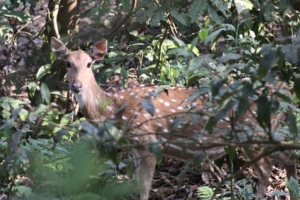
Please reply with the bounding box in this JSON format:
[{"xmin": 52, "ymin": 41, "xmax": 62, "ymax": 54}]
[
  {"xmin": 110, "ymin": 115, "xmax": 115, "ymax": 118},
  {"xmin": 159, "ymin": 99, "xmax": 164, "ymax": 103},
  {"xmin": 134, "ymin": 111, "xmax": 140, "ymax": 115},
  {"xmin": 154, "ymin": 85, "xmax": 158, "ymax": 88},
  {"xmin": 114, "ymin": 93, "xmax": 119, "ymax": 98},
  {"xmin": 106, "ymin": 93, "xmax": 112, "ymax": 97},
  {"xmin": 144, "ymin": 125, "xmax": 149, "ymax": 129},
  {"xmin": 177, "ymin": 106, "xmax": 183, "ymax": 110},
  {"xmin": 163, "ymin": 129, "xmax": 168, "ymax": 133},
  {"xmin": 188, "ymin": 87, "xmax": 192, "ymax": 89},
  {"xmin": 169, "ymin": 119, "xmax": 174, "ymax": 123},
  {"xmin": 130, "ymin": 92, "xmax": 135, "ymax": 96},
  {"xmin": 171, "ymin": 109, "xmax": 176, "ymax": 112},
  {"xmin": 155, "ymin": 109, "xmax": 161, "ymax": 113},
  {"xmin": 178, "ymin": 125, "xmax": 183, "ymax": 128},
  {"xmin": 122, "ymin": 116, "xmax": 128, "ymax": 120},
  {"xmin": 120, "ymin": 96, "xmax": 124, "ymax": 99},
  {"xmin": 171, "ymin": 99, "xmax": 177, "ymax": 102},
  {"xmin": 164, "ymin": 102, "xmax": 170, "ymax": 106},
  {"xmin": 143, "ymin": 113, "xmax": 149, "ymax": 118},
  {"xmin": 106, "ymin": 106, "xmax": 113, "ymax": 111},
  {"xmin": 75, "ymin": 93, "xmax": 86, "ymax": 109},
  {"xmin": 225, "ymin": 117, "xmax": 230, "ymax": 121},
  {"xmin": 192, "ymin": 102, "xmax": 197, "ymax": 106},
  {"xmin": 120, "ymin": 90, "xmax": 125, "ymax": 92},
  {"xmin": 134, "ymin": 137, "xmax": 140, "ymax": 141},
  {"xmin": 158, "ymin": 123, "xmax": 163, "ymax": 127},
  {"xmin": 133, "ymin": 86, "xmax": 137, "ymax": 88},
  {"xmin": 140, "ymin": 84, "xmax": 145, "ymax": 87},
  {"xmin": 170, "ymin": 87, "xmax": 175, "ymax": 89},
  {"xmin": 136, "ymin": 122, "xmax": 140, "ymax": 125}
]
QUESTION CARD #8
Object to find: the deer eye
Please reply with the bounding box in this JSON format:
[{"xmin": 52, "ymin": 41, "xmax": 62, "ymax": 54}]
[
  {"xmin": 66, "ymin": 62, "xmax": 71, "ymax": 68},
  {"xmin": 87, "ymin": 62, "xmax": 92, "ymax": 68}
]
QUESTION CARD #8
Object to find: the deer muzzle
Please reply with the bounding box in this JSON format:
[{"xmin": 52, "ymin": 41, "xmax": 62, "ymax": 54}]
[{"xmin": 70, "ymin": 80, "xmax": 83, "ymax": 93}]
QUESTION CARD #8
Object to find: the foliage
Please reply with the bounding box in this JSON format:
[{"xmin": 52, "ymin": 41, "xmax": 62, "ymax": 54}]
[{"xmin": 1, "ymin": 0, "xmax": 300, "ymax": 199}]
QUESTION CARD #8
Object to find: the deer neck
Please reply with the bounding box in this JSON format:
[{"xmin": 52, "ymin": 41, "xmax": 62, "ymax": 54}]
[{"xmin": 74, "ymin": 78, "xmax": 115, "ymax": 120}]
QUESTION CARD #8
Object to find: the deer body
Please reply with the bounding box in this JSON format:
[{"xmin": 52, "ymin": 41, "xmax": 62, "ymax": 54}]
[{"xmin": 51, "ymin": 37, "xmax": 297, "ymax": 200}]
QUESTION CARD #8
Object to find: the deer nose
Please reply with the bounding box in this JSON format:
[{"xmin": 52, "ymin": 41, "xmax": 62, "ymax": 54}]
[{"xmin": 71, "ymin": 80, "xmax": 83, "ymax": 93}]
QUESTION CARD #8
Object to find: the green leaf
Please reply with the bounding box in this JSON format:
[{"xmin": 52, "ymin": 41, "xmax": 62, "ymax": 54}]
[
  {"xmin": 224, "ymin": 146, "xmax": 236, "ymax": 162},
  {"xmin": 218, "ymin": 53, "xmax": 241, "ymax": 63},
  {"xmin": 170, "ymin": 10, "xmax": 187, "ymax": 26},
  {"xmin": 120, "ymin": 66, "xmax": 128, "ymax": 86},
  {"xmin": 189, "ymin": 1, "xmax": 207, "ymax": 23},
  {"xmin": 286, "ymin": 177, "xmax": 299, "ymax": 199},
  {"xmin": 210, "ymin": 78, "xmax": 227, "ymax": 97},
  {"xmin": 0, "ymin": 10, "xmax": 31, "ymax": 23},
  {"xmin": 256, "ymin": 96, "xmax": 270, "ymax": 128},
  {"xmin": 150, "ymin": 8, "xmax": 164, "ymax": 27},
  {"xmin": 0, "ymin": 16, "xmax": 12, "ymax": 43},
  {"xmin": 258, "ymin": 46, "xmax": 279, "ymax": 79},
  {"xmin": 148, "ymin": 138, "xmax": 162, "ymax": 164},
  {"xmin": 205, "ymin": 116, "xmax": 216, "ymax": 134},
  {"xmin": 234, "ymin": 0, "xmax": 254, "ymax": 15},
  {"xmin": 288, "ymin": 114, "xmax": 297, "ymax": 138},
  {"xmin": 41, "ymin": 83, "xmax": 50, "ymax": 104},
  {"xmin": 293, "ymin": 78, "xmax": 300, "ymax": 100},
  {"xmin": 198, "ymin": 28, "xmax": 209, "ymax": 41},
  {"xmin": 140, "ymin": 99, "xmax": 155, "ymax": 116},
  {"xmin": 36, "ymin": 64, "xmax": 51, "ymax": 80},
  {"xmin": 204, "ymin": 28, "xmax": 224, "ymax": 44},
  {"xmin": 14, "ymin": 186, "xmax": 32, "ymax": 198}
]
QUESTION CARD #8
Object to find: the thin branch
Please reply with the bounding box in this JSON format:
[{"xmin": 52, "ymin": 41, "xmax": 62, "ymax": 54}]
[
  {"xmin": 155, "ymin": 25, "xmax": 169, "ymax": 70},
  {"xmin": 51, "ymin": 0, "xmax": 61, "ymax": 39},
  {"xmin": 106, "ymin": 0, "xmax": 137, "ymax": 40}
]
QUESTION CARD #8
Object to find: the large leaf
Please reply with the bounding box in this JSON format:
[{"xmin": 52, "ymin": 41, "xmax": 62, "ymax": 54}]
[
  {"xmin": 293, "ymin": 77, "xmax": 300, "ymax": 100},
  {"xmin": 234, "ymin": 0, "xmax": 253, "ymax": 15},
  {"xmin": 0, "ymin": 10, "xmax": 31, "ymax": 23},
  {"xmin": 0, "ymin": 17, "xmax": 12, "ymax": 43},
  {"xmin": 140, "ymin": 99, "xmax": 155, "ymax": 116},
  {"xmin": 36, "ymin": 64, "xmax": 51, "ymax": 80},
  {"xmin": 148, "ymin": 138, "xmax": 162, "ymax": 164},
  {"xmin": 256, "ymin": 96, "xmax": 270, "ymax": 128},
  {"xmin": 41, "ymin": 83, "xmax": 50, "ymax": 104}
]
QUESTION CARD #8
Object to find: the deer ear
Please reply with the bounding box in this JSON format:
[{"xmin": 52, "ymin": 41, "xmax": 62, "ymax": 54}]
[
  {"xmin": 51, "ymin": 37, "xmax": 69, "ymax": 60},
  {"xmin": 91, "ymin": 39, "xmax": 107, "ymax": 61}
]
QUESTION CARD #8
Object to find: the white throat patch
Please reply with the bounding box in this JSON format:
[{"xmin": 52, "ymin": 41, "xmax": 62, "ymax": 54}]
[{"xmin": 75, "ymin": 93, "xmax": 86, "ymax": 109}]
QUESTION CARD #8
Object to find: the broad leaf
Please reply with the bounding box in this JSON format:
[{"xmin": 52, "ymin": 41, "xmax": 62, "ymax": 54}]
[{"xmin": 41, "ymin": 83, "xmax": 50, "ymax": 104}]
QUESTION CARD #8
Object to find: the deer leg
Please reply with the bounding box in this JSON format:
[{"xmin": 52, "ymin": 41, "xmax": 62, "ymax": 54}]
[
  {"xmin": 251, "ymin": 157, "xmax": 272, "ymax": 197},
  {"xmin": 130, "ymin": 147, "xmax": 156, "ymax": 200}
]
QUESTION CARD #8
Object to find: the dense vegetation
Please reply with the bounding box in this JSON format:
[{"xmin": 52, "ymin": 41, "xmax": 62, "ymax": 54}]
[{"xmin": 1, "ymin": 0, "xmax": 300, "ymax": 199}]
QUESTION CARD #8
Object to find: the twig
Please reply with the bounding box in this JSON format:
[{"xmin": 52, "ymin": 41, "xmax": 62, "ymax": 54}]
[
  {"xmin": 51, "ymin": 0, "xmax": 61, "ymax": 39},
  {"xmin": 106, "ymin": 0, "xmax": 137, "ymax": 40},
  {"xmin": 155, "ymin": 25, "xmax": 169, "ymax": 70}
]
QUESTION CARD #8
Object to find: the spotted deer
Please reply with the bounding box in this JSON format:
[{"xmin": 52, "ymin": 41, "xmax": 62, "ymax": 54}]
[{"xmin": 51, "ymin": 37, "xmax": 297, "ymax": 199}]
